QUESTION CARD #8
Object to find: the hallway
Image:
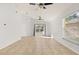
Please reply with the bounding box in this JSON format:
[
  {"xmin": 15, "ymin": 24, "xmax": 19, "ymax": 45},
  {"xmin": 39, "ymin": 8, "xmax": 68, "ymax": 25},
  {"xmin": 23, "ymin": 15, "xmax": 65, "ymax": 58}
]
[{"xmin": 0, "ymin": 37, "xmax": 77, "ymax": 55}]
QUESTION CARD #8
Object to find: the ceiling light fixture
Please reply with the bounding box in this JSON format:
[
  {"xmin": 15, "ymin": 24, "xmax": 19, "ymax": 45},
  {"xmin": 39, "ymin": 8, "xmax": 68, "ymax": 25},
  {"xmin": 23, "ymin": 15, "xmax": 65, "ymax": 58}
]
[{"xmin": 29, "ymin": 3, "xmax": 53, "ymax": 9}]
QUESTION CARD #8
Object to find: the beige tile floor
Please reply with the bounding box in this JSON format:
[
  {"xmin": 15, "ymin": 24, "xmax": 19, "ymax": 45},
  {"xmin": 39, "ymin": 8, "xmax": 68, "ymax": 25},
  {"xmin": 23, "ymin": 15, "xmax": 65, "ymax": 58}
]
[{"xmin": 0, "ymin": 37, "xmax": 77, "ymax": 55}]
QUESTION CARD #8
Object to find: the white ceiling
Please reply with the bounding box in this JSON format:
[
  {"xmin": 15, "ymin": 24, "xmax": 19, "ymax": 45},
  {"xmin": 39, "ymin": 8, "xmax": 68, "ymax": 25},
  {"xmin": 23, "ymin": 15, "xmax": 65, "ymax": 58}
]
[{"xmin": 16, "ymin": 3, "xmax": 79, "ymax": 21}]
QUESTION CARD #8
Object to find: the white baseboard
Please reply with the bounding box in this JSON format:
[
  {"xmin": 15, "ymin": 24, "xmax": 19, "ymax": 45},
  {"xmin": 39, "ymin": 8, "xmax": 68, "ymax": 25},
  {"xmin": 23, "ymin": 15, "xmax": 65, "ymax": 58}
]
[{"xmin": 40, "ymin": 36, "xmax": 53, "ymax": 38}]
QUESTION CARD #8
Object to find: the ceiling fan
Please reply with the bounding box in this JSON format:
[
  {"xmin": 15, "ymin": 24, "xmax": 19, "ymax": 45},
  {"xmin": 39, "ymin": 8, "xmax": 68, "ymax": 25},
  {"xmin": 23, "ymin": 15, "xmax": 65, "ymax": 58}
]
[{"xmin": 29, "ymin": 3, "xmax": 53, "ymax": 9}]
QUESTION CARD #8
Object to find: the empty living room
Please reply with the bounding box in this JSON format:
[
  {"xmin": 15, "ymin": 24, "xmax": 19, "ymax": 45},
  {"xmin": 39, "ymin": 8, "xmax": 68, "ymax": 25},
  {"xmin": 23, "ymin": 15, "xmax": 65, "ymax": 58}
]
[{"xmin": 0, "ymin": 3, "xmax": 79, "ymax": 55}]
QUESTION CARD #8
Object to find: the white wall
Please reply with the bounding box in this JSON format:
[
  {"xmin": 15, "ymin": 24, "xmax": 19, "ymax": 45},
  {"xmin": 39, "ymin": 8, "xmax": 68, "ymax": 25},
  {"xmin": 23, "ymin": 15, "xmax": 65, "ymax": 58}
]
[
  {"xmin": 0, "ymin": 4, "xmax": 22, "ymax": 49},
  {"xmin": 0, "ymin": 4, "xmax": 35, "ymax": 49},
  {"xmin": 17, "ymin": 13, "xmax": 34, "ymax": 36}
]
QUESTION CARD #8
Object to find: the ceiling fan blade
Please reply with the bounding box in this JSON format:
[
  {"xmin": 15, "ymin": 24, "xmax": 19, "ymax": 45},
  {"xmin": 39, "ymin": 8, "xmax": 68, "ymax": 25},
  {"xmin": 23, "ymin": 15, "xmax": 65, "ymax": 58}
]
[
  {"xmin": 44, "ymin": 3, "xmax": 53, "ymax": 5},
  {"xmin": 29, "ymin": 3, "xmax": 36, "ymax": 5}
]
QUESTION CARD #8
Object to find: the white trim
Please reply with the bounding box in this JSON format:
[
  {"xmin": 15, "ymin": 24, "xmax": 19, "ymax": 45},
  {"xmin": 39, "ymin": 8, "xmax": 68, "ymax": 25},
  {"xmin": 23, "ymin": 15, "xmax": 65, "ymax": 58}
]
[{"xmin": 41, "ymin": 36, "xmax": 53, "ymax": 38}]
